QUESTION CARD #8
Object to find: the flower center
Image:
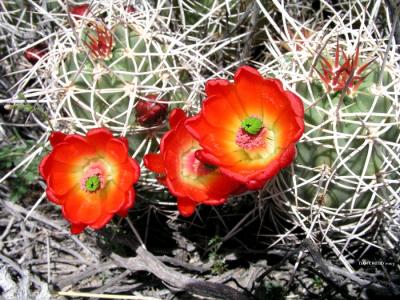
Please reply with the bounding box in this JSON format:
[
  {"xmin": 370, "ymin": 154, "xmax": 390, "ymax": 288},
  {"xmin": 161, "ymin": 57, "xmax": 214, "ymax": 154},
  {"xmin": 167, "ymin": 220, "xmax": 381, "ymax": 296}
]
[
  {"xmin": 85, "ymin": 176, "xmax": 101, "ymax": 192},
  {"xmin": 241, "ymin": 116, "xmax": 263, "ymax": 135},
  {"xmin": 80, "ymin": 163, "xmax": 106, "ymax": 192},
  {"xmin": 236, "ymin": 128, "xmax": 268, "ymax": 150}
]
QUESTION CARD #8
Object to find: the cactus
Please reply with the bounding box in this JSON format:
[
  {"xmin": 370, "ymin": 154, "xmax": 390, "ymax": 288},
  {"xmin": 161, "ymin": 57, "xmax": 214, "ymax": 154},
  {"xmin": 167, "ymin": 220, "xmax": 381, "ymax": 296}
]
[
  {"xmin": 276, "ymin": 41, "xmax": 399, "ymax": 251},
  {"xmin": 9, "ymin": 1, "xmax": 214, "ymax": 199}
]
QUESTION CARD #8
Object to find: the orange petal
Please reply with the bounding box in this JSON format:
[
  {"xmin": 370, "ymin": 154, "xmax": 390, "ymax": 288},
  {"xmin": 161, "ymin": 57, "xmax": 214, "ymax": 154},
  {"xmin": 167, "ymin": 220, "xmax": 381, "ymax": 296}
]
[
  {"xmin": 48, "ymin": 172, "xmax": 78, "ymax": 196},
  {"xmin": 62, "ymin": 188, "xmax": 102, "ymax": 224},
  {"xmin": 100, "ymin": 182, "xmax": 126, "ymax": 213},
  {"xmin": 201, "ymin": 95, "xmax": 241, "ymax": 130}
]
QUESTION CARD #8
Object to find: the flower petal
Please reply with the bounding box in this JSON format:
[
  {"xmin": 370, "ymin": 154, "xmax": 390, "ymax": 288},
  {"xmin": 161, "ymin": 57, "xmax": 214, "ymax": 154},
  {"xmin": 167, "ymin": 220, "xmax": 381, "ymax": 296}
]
[
  {"xmin": 39, "ymin": 154, "xmax": 51, "ymax": 179},
  {"xmin": 62, "ymin": 188, "xmax": 102, "ymax": 224},
  {"xmin": 169, "ymin": 108, "xmax": 186, "ymax": 128},
  {"xmin": 100, "ymin": 182, "xmax": 126, "ymax": 213},
  {"xmin": 48, "ymin": 172, "xmax": 79, "ymax": 196},
  {"xmin": 70, "ymin": 223, "xmax": 87, "ymax": 234},
  {"xmin": 114, "ymin": 158, "xmax": 140, "ymax": 191},
  {"xmin": 177, "ymin": 197, "xmax": 197, "ymax": 217},
  {"xmin": 105, "ymin": 138, "xmax": 129, "ymax": 164},
  {"xmin": 49, "ymin": 132, "xmax": 67, "ymax": 147},
  {"xmin": 144, "ymin": 153, "xmax": 165, "ymax": 174},
  {"xmin": 117, "ymin": 188, "xmax": 135, "ymax": 217},
  {"xmin": 90, "ymin": 213, "xmax": 113, "ymax": 230},
  {"xmin": 86, "ymin": 128, "xmax": 113, "ymax": 151}
]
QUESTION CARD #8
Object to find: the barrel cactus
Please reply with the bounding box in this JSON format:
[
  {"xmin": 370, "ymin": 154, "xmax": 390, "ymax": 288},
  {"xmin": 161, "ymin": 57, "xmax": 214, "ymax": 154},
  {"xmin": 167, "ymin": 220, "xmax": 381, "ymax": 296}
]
[{"xmin": 276, "ymin": 40, "xmax": 399, "ymax": 252}]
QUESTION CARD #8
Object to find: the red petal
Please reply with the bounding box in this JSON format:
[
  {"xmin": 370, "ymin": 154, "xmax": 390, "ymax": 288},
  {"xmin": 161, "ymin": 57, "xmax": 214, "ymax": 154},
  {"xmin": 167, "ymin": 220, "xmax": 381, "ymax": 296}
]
[
  {"xmin": 274, "ymin": 111, "xmax": 304, "ymax": 149},
  {"xmin": 287, "ymin": 91, "xmax": 304, "ymax": 118},
  {"xmin": 117, "ymin": 188, "xmax": 135, "ymax": 217},
  {"xmin": 70, "ymin": 223, "xmax": 86, "ymax": 234},
  {"xmin": 168, "ymin": 108, "xmax": 186, "ymax": 128},
  {"xmin": 202, "ymin": 198, "xmax": 227, "ymax": 206},
  {"xmin": 177, "ymin": 197, "xmax": 197, "ymax": 217},
  {"xmin": 49, "ymin": 132, "xmax": 67, "ymax": 147},
  {"xmin": 106, "ymin": 138, "xmax": 128, "ymax": 164},
  {"xmin": 86, "ymin": 128, "xmax": 113, "ymax": 151},
  {"xmin": 39, "ymin": 154, "xmax": 51, "ymax": 179},
  {"xmin": 205, "ymin": 79, "xmax": 230, "ymax": 97},
  {"xmin": 119, "ymin": 137, "xmax": 129, "ymax": 150},
  {"xmin": 116, "ymin": 159, "xmax": 140, "ymax": 191},
  {"xmin": 234, "ymin": 65, "xmax": 262, "ymax": 82},
  {"xmin": 144, "ymin": 153, "xmax": 165, "ymax": 174},
  {"xmin": 46, "ymin": 187, "xmax": 63, "ymax": 205},
  {"xmin": 90, "ymin": 213, "xmax": 113, "ymax": 230},
  {"xmin": 195, "ymin": 150, "xmax": 222, "ymax": 166},
  {"xmin": 279, "ymin": 145, "xmax": 296, "ymax": 168},
  {"xmin": 51, "ymin": 136, "xmax": 95, "ymax": 165}
]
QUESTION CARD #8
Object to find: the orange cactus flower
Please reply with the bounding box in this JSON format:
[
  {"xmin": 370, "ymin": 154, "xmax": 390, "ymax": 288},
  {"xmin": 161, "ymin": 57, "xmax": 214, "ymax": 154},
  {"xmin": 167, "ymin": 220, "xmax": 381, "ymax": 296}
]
[
  {"xmin": 316, "ymin": 42, "xmax": 374, "ymax": 95},
  {"xmin": 185, "ymin": 66, "xmax": 304, "ymax": 190},
  {"xmin": 39, "ymin": 128, "xmax": 140, "ymax": 234},
  {"xmin": 144, "ymin": 109, "xmax": 242, "ymax": 217}
]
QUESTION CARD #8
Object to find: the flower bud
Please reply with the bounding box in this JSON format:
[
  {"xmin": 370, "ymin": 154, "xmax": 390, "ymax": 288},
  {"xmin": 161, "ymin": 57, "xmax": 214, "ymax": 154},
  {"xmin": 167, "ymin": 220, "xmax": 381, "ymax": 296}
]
[{"xmin": 135, "ymin": 95, "xmax": 168, "ymax": 127}]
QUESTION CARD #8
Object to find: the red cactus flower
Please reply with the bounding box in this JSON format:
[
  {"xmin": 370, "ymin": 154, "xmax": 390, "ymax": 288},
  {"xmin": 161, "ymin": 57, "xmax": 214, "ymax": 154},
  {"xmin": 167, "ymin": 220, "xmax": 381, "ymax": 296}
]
[
  {"xmin": 144, "ymin": 109, "xmax": 242, "ymax": 217},
  {"xmin": 70, "ymin": 4, "xmax": 89, "ymax": 18},
  {"xmin": 135, "ymin": 95, "xmax": 168, "ymax": 127},
  {"xmin": 316, "ymin": 41, "xmax": 374, "ymax": 95},
  {"xmin": 24, "ymin": 44, "xmax": 47, "ymax": 64},
  {"xmin": 39, "ymin": 128, "xmax": 140, "ymax": 234},
  {"xmin": 84, "ymin": 23, "xmax": 113, "ymax": 59},
  {"xmin": 185, "ymin": 66, "xmax": 304, "ymax": 190}
]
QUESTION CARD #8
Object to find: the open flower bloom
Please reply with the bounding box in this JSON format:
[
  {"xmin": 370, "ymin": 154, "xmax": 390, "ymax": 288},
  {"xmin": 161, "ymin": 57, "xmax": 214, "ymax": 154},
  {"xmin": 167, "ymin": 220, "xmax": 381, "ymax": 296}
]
[
  {"xmin": 185, "ymin": 66, "xmax": 304, "ymax": 190},
  {"xmin": 39, "ymin": 128, "xmax": 140, "ymax": 234},
  {"xmin": 144, "ymin": 109, "xmax": 242, "ymax": 217}
]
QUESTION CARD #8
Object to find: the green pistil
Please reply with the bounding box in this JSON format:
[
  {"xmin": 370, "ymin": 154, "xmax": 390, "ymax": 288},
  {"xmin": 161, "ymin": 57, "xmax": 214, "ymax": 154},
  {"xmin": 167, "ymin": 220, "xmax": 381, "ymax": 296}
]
[
  {"xmin": 241, "ymin": 117, "xmax": 263, "ymax": 135},
  {"xmin": 85, "ymin": 176, "xmax": 101, "ymax": 192}
]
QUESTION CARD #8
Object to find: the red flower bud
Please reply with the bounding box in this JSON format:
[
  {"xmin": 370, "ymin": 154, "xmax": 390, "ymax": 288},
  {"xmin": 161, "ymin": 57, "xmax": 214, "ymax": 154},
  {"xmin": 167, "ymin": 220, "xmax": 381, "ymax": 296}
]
[
  {"xmin": 70, "ymin": 4, "xmax": 89, "ymax": 18},
  {"xmin": 135, "ymin": 95, "xmax": 168, "ymax": 127},
  {"xmin": 24, "ymin": 44, "xmax": 48, "ymax": 64},
  {"xmin": 126, "ymin": 5, "xmax": 136, "ymax": 13}
]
